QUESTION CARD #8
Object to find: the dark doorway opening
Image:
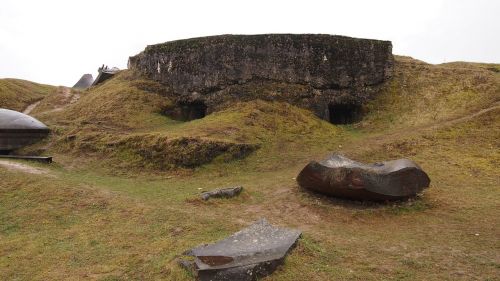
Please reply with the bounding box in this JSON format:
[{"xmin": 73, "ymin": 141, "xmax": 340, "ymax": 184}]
[
  {"xmin": 328, "ymin": 103, "xmax": 362, "ymax": 124},
  {"xmin": 166, "ymin": 101, "xmax": 207, "ymax": 121}
]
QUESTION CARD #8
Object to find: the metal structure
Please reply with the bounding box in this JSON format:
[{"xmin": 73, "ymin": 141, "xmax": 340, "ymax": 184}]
[
  {"xmin": 91, "ymin": 65, "xmax": 120, "ymax": 86},
  {"xmin": 297, "ymin": 153, "xmax": 431, "ymax": 201},
  {"xmin": 0, "ymin": 108, "xmax": 50, "ymax": 152}
]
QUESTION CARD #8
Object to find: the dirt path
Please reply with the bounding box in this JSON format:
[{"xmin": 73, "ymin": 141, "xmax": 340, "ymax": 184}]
[
  {"xmin": 22, "ymin": 87, "xmax": 80, "ymax": 115},
  {"xmin": 0, "ymin": 160, "xmax": 51, "ymax": 175},
  {"xmin": 63, "ymin": 86, "xmax": 81, "ymax": 105},
  {"xmin": 49, "ymin": 87, "xmax": 80, "ymax": 113},
  {"xmin": 23, "ymin": 100, "xmax": 41, "ymax": 114},
  {"xmin": 431, "ymin": 101, "xmax": 500, "ymax": 128}
]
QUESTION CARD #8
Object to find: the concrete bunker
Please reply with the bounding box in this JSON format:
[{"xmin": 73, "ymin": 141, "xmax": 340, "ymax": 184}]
[
  {"xmin": 328, "ymin": 102, "xmax": 363, "ymax": 124},
  {"xmin": 128, "ymin": 34, "xmax": 394, "ymax": 123}
]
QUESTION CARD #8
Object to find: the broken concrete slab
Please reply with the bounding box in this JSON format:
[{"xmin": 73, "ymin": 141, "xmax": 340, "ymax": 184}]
[
  {"xmin": 179, "ymin": 219, "xmax": 301, "ymax": 281},
  {"xmin": 201, "ymin": 186, "xmax": 243, "ymax": 200},
  {"xmin": 297, "ymin": 153, "xmax": 430, "ymax": 201}
]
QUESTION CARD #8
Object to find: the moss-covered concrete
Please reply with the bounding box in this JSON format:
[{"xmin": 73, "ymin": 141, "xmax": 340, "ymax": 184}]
[{"xmin": 129, "ymin": 34, "xmax": 393, "ymax": 121}]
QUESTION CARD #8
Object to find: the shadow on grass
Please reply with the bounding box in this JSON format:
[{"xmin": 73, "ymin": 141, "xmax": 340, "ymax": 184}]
[{"xmin": 296, "ymin": 184, "xmax": 433, "ymax": 214}]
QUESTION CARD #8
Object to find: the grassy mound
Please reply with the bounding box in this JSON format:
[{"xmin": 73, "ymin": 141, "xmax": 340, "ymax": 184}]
[
  {"xmin": 40, "ymin": 71, "xmax": 174, "ymax": 130},
  {"xmin": 361, "ymin": 56, "xmax": 499, "ymax": 130},
  {"xmin": 0, "ymin": 78, "xmax": 57, "ymax": 111},
  {"xmin": 47, "ymin": 99, "xmax": 342, "ymax": 171},
  {"xmin": 30, "ymin": 56, "xmax": 499, "ymax": 172},
  {"xmin": 35, "ymin": 71, "xmax": 342, "ymax": 171}
]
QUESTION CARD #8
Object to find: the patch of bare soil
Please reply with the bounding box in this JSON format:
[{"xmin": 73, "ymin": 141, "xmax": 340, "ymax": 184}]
[
  {"xmin": 49, "ymin": 87, "xmax": 80, "ymax": 112},
  {"xmin": 31, "ymin": 86, "xmax": 81, "ymax": 115},
  {"xmin": 0, "ymin": 160, "xmax": 51, "ymax": 175},
  {"xmin": 23, "ymin": 100, "xmax": 41, "ymax": 114}
]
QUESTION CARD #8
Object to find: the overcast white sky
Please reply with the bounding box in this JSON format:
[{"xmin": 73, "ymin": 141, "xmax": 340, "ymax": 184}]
[{"xmin": 1, "ymin": 0, "xmax": 499, "ymax": 86}]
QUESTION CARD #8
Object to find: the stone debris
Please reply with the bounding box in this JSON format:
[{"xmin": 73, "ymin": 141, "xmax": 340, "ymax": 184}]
[
  {"xmin": 201, "ymin": 186, "xmax": 243, "ymax": 200},
  {"xmin": 297, "ymin": 153, "xmax": 430, "ymax": 201},
  {"xmin": 179, "ymin": 219, "xmax": 301, "ymax": 281}
]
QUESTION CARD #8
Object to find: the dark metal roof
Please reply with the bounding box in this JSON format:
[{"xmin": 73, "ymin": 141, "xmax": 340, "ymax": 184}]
[
  {"xmin": 0, "ymin": 108, "xmax": 49, "ymax": 131},
  {"xmin": 91, "ymin": 65, "xmax": 120, "ymax": 86}
]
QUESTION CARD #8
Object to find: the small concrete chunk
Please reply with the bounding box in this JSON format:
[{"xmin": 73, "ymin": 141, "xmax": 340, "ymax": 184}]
[
  {"xmin": 201, "ymin": 186, "xmax": 243, "ymax": 201},
  {"xmin": 179, "ymin": 219, "xmax": 301, "ymax": 281},
  {"xmin": 297, "ymin": 153, "xmax": 431, "ymax": 201}
]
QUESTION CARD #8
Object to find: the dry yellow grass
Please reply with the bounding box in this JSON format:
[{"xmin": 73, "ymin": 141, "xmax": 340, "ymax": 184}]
[
  {"xmin": 361, "ymin": 56, "xmax": 499, "ymax": 131},
  {"xmin": 0, "ymin": 78, "xmax": 57, "ymax": 111}
]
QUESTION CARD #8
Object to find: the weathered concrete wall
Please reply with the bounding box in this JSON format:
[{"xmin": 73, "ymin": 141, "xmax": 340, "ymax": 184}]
[{"xmin": 128, "ymin": 34, "xmax": 394, "ymax": 122}]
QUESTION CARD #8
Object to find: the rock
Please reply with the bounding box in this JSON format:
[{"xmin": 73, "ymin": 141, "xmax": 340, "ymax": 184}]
[
  {"xmin": 297, "ymin": 153, "xmax": 430, "ymax": 201},
  {"xmin": 201, "ymin": 186, "xmax": 243, "ymax": 200},
  {"xmin": 128, "ymin": 34, "xmax": 393, "ymax": 123},
  {"xmin": 179, "ymin": 219, "xmax": 301, "ymax": 281},
  {"xmin": 72, "ymin": 74, "xmax": 94, "ymax": 89}
]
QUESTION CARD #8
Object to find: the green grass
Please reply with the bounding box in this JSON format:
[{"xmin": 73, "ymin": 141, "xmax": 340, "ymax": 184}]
[{"xmin": 1, "ymin": 56, "xmax": 499, "ymax": 280}]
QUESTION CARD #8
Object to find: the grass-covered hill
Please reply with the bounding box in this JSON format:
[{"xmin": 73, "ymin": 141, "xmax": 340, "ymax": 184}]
[
  {"xmin": 29, "ymin": 70, "xmax": 345, "ymax": 172},
  {"xmin": 1, "ymin": 56, "xmax": 499, "ymax": 280},
  {"xmin": 361, "ymin": 56, "xmax": 499, "ymax": 131},
  {"xmin": 26, "ymin": 56, "xmax": 498, "ymax": 173},
  {"xmin": 0, "ymin": 78, "xmax": 57, "ymax": 111}
]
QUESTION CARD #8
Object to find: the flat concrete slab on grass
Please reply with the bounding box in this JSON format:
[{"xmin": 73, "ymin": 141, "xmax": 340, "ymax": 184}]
[{"xmin": 180, "ymin": 219, "xmax": 301, "ymax": 281}]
